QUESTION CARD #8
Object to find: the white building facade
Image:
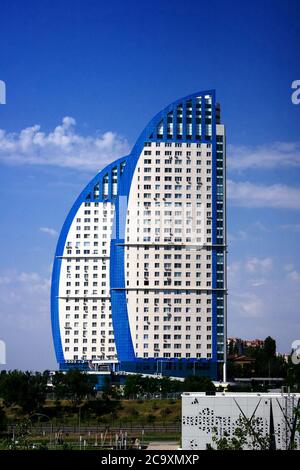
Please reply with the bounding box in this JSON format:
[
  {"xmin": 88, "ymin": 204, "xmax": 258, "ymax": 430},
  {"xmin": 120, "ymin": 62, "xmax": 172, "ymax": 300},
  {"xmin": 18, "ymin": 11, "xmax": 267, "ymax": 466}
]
[
  {"xmin": 182, "ymin": 392, "xmax": 300, "ymax": 450},
  {"xmin": 51, "ymin": 90, "xmax": 226, "ymax": 379}
]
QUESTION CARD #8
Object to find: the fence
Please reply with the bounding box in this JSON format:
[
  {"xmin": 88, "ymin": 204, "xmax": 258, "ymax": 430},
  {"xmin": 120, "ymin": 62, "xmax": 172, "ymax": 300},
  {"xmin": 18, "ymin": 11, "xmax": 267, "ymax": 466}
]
[{"xmin": 8, "ymin": 423, "xmax": 181, "ymax": 435}]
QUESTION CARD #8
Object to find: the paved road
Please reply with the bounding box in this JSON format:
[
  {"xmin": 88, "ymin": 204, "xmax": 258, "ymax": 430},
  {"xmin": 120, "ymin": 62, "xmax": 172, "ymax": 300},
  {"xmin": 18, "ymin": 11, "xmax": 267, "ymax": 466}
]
[{"xmin": 146, "ymin": 441, "xmax": 179, "ymax": 450}]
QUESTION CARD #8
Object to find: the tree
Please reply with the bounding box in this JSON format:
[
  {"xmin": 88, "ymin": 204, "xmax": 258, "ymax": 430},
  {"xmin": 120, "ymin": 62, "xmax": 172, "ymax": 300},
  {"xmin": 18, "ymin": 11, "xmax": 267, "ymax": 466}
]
[
  {"xmin": 52, "ymin": 369, "xmax": 97, "ymax": 407},
  {"xmin": 211, "ymin": 415, "xmax": 271, "ymax": 450},
  {"xmin": 123, "ymin": 375, "xmax": 147, "ymax": 398},
  {"xmin": 228, "ymin": 340, "xmax": 234, "ymax": 356},
  {"xmin": 159, "ymin": 376, "xmax": 180, "ymax": 394},
  {"xmin": 0, "ymin": 406, "xmax": 7, "ymax": 432},
  {"xmin": 9, "ymin": 419, "xmax": 32, "ymax": 450},
  {"xmin": 286, "ymin": 361, "xmax": 300, "ymax": 391},
  {"xmin": 228, "ymin": 336, "xmax": 291, "ymax": 380},
  {"xmin": 183, "ymin": 376, "xmax": 216, "ymax": 393},
  {"xmin": 143, "ymin": 377, "xmax": 160, "ymax": 395},
  {"xmin": 0, "ymin": 370, "xmax": 49, "ymax": 413},
  {"xmin": 101, "ymin": 376, "xmax": 113, "ymax": 398},
  {"xmin": 263, "ymin": 336, "xmax": 276, "ymax": 361},
  {"xmin": 123, "ymin": 375, "xmax": 181, "ymax": 397}
]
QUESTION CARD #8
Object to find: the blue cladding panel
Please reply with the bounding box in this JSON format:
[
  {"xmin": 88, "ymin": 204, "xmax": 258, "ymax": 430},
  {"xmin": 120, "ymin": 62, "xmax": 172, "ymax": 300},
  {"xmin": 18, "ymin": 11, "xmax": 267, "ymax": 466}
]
[
  {"xmin": 51, "ymin": 257, "xmax": 63, "ymax": 363},
  {"xmin": 211, "ymin": 90, "xmax": 218, "ymax": 364},
  {"xmin": 110, "ymin": 240, "xmax": 135, "ymax": 361},
  {"xmin": 120, "ymin": 359, "xmax": 218, "ymax": 379},
  {"xmin": 192, "ymin": 96, "xmax": 196, "ymax": 140}
]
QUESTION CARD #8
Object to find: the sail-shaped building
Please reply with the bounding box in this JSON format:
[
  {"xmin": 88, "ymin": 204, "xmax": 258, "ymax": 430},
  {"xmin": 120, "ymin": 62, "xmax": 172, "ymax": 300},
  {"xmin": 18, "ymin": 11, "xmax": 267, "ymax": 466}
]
[{"xmin": 51, "ymin": 90, "xmax": 227, "ymax": 379}]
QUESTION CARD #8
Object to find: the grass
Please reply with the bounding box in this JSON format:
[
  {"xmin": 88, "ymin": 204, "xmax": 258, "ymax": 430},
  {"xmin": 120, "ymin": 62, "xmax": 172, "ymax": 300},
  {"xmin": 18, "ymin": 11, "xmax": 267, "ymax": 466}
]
[
  {"xmin": 1, "ymin": 398, "xmax": 181, "ymax": 427},
  {"xmin": 0, "ymin": 399, "xmax": 182, "ymax": 450}
]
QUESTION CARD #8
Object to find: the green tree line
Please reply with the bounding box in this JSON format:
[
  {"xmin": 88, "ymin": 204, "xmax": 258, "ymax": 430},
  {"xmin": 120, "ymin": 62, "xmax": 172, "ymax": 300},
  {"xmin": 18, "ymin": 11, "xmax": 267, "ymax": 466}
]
[
  {"xmin": 0, "ymin": 368, "xmax": 217, "ymax": 415},
  {"xmin": 227, "ymin": 336, "xmax": 300, "ymax": 389}
]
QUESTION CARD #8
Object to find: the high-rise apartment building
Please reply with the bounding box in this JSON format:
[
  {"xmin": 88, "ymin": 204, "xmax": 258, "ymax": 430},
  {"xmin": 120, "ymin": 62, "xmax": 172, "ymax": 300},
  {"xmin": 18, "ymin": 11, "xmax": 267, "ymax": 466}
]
[{"xmin": 51, "ymin": 90, "xmax": 227, "ymax": 379}]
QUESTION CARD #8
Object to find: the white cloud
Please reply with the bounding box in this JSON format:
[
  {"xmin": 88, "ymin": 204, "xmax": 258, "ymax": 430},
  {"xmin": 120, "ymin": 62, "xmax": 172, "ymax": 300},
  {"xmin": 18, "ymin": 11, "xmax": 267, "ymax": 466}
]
[
  {"xmin": 228, "ymin": 230, "xmax": 248, "ymax": 243},
  {"xmin": 245, "ymin": 257, "xmax": 273, "ymax": 273},
  {"xmin": 228, "ymin": 258, "xmax": 271, "ymax": 317},
  {"xmin": 284, "ymin": 263, "xmax": 300, "ymax": 282},
  {"xmin": 0, "ymin": 270, "xmax": 50, "ymax": 326},
  {"xmin": 0, "ymin": 117, "xmax": 130, "ymax": 171},
  {"xmin": 280, "ymin": 223, "xmax": 300, "ymax": 233},
  {"xmin": 230, "ymin": 292, "xmax": 265, "ymax": 318},
  {"xmin": 228, "ymin": 141, "xmax": 300, "ymax": 171},
  {"xmin": 227, "ymin": 261, "xmax": 241, "ymax": 278},
  {"xmin": 287, "ymin": 270, "xmax": 300, "ymax": 283},
  {"xmin": 250, "ymin": 279, "xmax": 268, "ymax": 287},
  {"xmin": 284, "ymin": 263, "xmax": 294, "ymax": 272},
  {"xmin": 228, "ymin": 255, "xmax": 300, "ymax": 351},
  {"xmin": 18, "ymin": 272, "xmax": 41, "ymax": 283},
  {"xmin": 0, "ymin": 269, "xmax": 55, "ymax": 370},
  {"xmin": 228, "ymin": 180, "xmax": 300, "ymax": 209},
  {"xmin": 40, "ymin": 227, "xmax": 58, "ymax": 237},
  {"xmin": 252, "ymin": 221, "xmax": 269, "ymax": 232},
  {"xmin": 228, "ymin": 222, "xmax": 270, "ymax": 245}
]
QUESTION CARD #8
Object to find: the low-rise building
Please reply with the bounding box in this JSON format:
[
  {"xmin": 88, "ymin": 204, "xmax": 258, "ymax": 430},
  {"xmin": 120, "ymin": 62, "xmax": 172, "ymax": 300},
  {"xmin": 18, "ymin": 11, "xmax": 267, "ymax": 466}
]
[{"xmin": 182, "ymin": 392, "xmax": 300, "ymax": 450}]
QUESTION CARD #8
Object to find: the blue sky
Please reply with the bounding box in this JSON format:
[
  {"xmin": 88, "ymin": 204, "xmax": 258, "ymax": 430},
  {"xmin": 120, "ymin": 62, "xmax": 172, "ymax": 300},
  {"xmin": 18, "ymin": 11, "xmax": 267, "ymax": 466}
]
[{"xmin": 0, "ymin": 0, "xmax": 299, "ymax": 370}]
